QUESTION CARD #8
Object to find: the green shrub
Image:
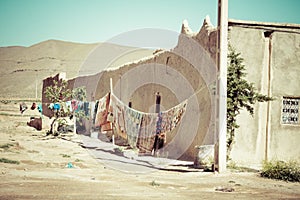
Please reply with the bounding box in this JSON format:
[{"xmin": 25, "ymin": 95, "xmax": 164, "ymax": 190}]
[
  {"xmin": 260, "ymin": 160, "xmax": 300, "ymax": 182},
  {"xmin": 0, "ymin": 143, "xmax": 14, "ymax": 150},
  {"xmin": 150, "ymin": 180, "xmax": 160, "ymax": 187},
  {"xmin": 0, "ymin": 158, "xmax": 20, "ymax": 164},
  {"xmin": 60, "ymin": 154, "xmax": 71, "ymax": 158}
]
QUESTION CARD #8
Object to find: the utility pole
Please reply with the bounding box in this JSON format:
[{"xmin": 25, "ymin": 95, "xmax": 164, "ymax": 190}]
[{"xmin": 216, "ymin": 0, "xmax": 228, "ymax": 173}]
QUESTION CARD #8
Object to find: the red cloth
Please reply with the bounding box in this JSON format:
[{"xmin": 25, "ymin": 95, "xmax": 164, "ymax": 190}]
[{"xmin": 31, "ymin": 102, "xmax": 37, "ymax": 110}]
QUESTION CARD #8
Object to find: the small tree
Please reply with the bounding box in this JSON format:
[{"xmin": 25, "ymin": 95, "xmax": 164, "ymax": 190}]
[
  {"xmin": 45, "ymin": 80, "xmax": 87, "ymax": 135},
  {"xmin": 45, "ymin": 80, "xmax": 72, "ymax": 135},
  {"xmin": 227, "ymin": 45, "xmax": 273, "ymax": 160}
]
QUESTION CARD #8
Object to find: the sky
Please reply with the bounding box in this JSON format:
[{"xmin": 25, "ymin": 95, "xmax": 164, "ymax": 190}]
[{"xmin": 0, "ymin": 0, "xmax": 299, "ymax": 47}]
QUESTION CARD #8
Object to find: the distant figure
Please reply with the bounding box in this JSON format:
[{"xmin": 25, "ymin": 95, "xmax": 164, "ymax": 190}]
[
  {"xmin": 31, "ymin": 102, "xmax": 37, "ymax": 110},
  {"xmin": 20, "ymin": 102, "xmax": 28, "ymax": 114}
]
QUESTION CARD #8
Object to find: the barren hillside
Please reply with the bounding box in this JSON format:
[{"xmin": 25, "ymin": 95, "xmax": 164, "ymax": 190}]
[{"xmin": 0, "ymin": 40, "xmax": 153, "ymax": 99}]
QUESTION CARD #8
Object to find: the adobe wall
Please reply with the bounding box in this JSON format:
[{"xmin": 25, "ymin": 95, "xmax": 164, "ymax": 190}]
[
  {"xmin": 88, "ymin": 50, "xmax": 214, "ymax": 161},
  {"xmin": 63, "ymin": 18, "xmax": 218, "ymax": 161}
]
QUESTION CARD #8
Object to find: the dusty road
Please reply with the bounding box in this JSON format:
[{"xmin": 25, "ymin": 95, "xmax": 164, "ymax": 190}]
[{"xmin": 0, "ymin": 101, "xmax": 299, "ymax": 200}]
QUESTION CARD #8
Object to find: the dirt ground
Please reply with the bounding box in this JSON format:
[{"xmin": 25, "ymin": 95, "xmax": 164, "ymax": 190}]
[{"xmin": 0, "ymin": 101, "xmax": 299, "ymax": 200}]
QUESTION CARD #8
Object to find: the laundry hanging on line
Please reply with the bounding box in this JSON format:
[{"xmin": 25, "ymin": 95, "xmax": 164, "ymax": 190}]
[
  {"xmin": 124, "ymin": 104, "xmax": 143, "ymax": 149},
  {"xmin": 31, "ymin": 102, "xmax": 37, "ymax": 110},
  {"xmin": 98, "ymin": 92, "xmax": 188, "ymax": 153},
  {"xmin": 94, "ymin": 92, "xmax": 111, "ymax": 128},
  {"xmin": 109, "ymin": 94, "xmax": 127, "ymax": 139},
  {"xmin": 136, "ymin": 112, "xmax": 158, "ymax": 153},
  {"xmin": 37, "ymin": 103, "xmax": 42, "ymax": 113},
  {"xmin": 20, "ymin": 102, "xmax": 28, "ymax": 114},
  {"xmin": 40, "ymin": 91, "xmax": 188, "ymax": 153}
]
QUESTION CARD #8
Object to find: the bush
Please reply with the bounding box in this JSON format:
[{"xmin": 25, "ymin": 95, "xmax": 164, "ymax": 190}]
[
  {"xmin": 260, "ymin": 160, "xmax": 300, "ymax": 182},
  {"xmin": 0, "ymin": 158, "xmax": 20, "ymax": 164}
]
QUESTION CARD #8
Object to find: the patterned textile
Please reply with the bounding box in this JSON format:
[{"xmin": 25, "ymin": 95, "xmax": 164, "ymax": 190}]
[
  {"xmin": 158, "ymin": 100, "xmax": 188, "ymax": 134},
  {"xmin": 94, "ymin": 92, "xmax": 188, "ymax": 153},
  {"xmin": 110, "ymin": 94, "xmax": 127, "ymax": 139},
  {"xmin": 124, "ymin": 105, "xmax": 143, "ymax": 149},
  {"xmin": 94, "ymin": 93, "xmax": 110, "ymax": 127},
  {"xmin": 137, "ymin": 113, "xmax": 157, "ymax": 153}
]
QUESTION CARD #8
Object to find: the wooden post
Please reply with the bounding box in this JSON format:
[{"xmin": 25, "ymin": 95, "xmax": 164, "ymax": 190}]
[
  {"xmin": 153, "ymin": 92, "xmax": 161, "ymax": 155},
  {"xmin": 155, "ymin": 92, "xmax": 161, "ymax": 113},
  {"xmin": 110, "ymin": 78, "xmax": 113, "ymax": 94},
  {"xmin": 110, "ymin": 78, "xmax": 115, "ymax": 145},
  {"xmin": 74, "ymin": 115, "xmax": 76, "ymax": 134}
]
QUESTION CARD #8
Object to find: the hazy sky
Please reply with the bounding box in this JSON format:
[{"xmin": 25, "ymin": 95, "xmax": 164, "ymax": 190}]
[{"xmin": 0, "ymin": 0, "xmax": 299, "ymax": 47}]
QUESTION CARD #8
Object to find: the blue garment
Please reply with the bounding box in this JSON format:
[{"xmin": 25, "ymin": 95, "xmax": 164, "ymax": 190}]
[
  {"xmin": 37, "ymin": 103, "xmax": 42, "ymax": 113},
  {"xmin": 53, "ymin": 103, "xmax": 61, "ymax": 111},
  {"xmin": 84, "ymin": 102, "xmax": 89, "ymax": 116},
  {"xmin": 76, "ymin": 101, "xmax": 83, "ymax": 113}
]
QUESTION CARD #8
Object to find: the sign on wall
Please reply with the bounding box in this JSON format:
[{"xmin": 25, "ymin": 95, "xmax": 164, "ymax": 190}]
[{"xmin": 282, "ymin": 97, "xmax": 299, "ymax": 125}]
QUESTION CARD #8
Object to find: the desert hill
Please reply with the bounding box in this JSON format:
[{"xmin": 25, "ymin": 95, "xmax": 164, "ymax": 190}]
[{"xmin": 0, "ymin": 39, "xmax": 153, "ymax": 99}]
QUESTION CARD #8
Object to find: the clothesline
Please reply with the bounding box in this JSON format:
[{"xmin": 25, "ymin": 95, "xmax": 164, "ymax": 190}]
[
  {"xmin": 21, "ymin": 85, "xmax": 201, "ymax": 153},
  {"xmin": 108, "ymin": 83, "xmax": 210, "ymax": 115},
  {"xmin": 20, "ymin": 83, "xmax": 208, "ymax": 118},
  {"xmin": 20, "ymin": 81, "xmax": 209, "ymax": 109},
  {"xmin": 95, "ymin": 91, "xmax": 188, "ymax": 153}
]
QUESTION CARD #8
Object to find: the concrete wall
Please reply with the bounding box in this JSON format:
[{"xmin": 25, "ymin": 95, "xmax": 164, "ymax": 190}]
[
  {"xmin": 228, "ymin": 26, "xmax": 269, "ymax": 166},
  {"xmin": 268, "ymin": 31, "xmax": 300, "ymax": 162},
  {"xmin": 228, "ymin": 21, "xmax": 300, "ymax": 167}
]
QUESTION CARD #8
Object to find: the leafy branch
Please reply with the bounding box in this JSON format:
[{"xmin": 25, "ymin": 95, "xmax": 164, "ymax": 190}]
[{"xmin": 227, "ymin": 45, "xmax": 273, "ymax": 160}]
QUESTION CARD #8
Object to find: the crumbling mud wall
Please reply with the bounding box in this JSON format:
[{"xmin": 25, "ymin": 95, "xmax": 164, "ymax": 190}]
[
  {"xmin": 76, "ymin": 17, "xmax": 217, "ymax": 161},
  {"xmin": 43, "ymin": 17, "xmax": 218, "ymax": 161}
]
